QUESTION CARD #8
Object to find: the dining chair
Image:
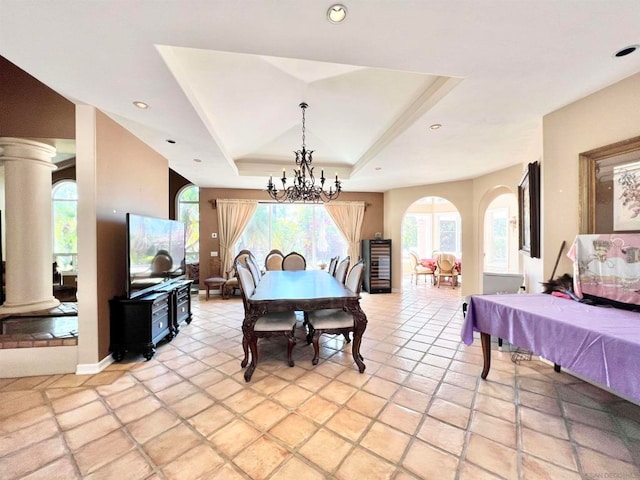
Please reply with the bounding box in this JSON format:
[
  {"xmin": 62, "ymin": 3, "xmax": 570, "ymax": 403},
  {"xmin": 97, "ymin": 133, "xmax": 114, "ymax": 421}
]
[
  {"xmin": 306, "ymin": 260, "xmax": 365, "ymax": 365},
  {"xmin": 236, "ymin": 249, "xmax": 254, "ymax": 268},
  {"xmin": 327, "ymin": 256, "xmax": 339, "ymax": 276},
  {"xmin": 282, "ymin": 251, "xmax": 306, "ymax": 271},
  {"xmin": 434, "ymin": 252, "xmax": 459, "ymax": 288},
  {"xmin": 246, "ymin": 254, "xmax": 262, "ymax": 285},
  {"xmin": 408, "ymin": 250, "xmax": 433, "ymax": 285},
  {"xmin": 333, "ymin": 256, "xmax": 350, "ymax": 284},
  {"xmin": 186, "ymin": 261, "xmax": 200, "ymax": 293},
  {"xmin": 223, "ymin": 249, "xmax": 254, "ymax": 298},
  {"xmin": 265, "ymin": 249, "xmax": 284, "ymax": 271},
  {"xmin": 236, "ymin": 262, "xmax": 297, "ymax": 376},
  {"xmin": 203, "ymin": 257, "xmax": 227, "ymax": 300}
]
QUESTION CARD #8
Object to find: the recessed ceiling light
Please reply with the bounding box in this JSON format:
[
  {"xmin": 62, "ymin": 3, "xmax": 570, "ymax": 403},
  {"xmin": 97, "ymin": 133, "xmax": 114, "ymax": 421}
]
[
  {"xmin": 327, "ymin": 4, "xmax": 347, "ymax": 23},
  {"xmin": 430, "ymin": 123, "xmax": 442, "ymax": 130},
  {"xmin": 193, "ymin": 158, "xmax": 202, "ymax": 163},
  {"xmin": 375, "ymin": 167, "xmax": 382, "ymax": 171},
  {"xmin": 133, "ymin": 101, "xmax": 149, "ymax": 109},
  {"xmin": 166, "ymin": 139, "xmax": 176, "ymax": 144},
  {"xmin": 614, "ymin": 45, "xmax": 639, "ymax": 57}
]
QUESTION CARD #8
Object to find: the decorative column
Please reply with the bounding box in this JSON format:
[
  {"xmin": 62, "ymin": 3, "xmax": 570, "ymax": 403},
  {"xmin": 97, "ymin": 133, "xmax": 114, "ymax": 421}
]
[{"xmin": 0, "ymin": 137, "xmax": 60, "ymax": 313}]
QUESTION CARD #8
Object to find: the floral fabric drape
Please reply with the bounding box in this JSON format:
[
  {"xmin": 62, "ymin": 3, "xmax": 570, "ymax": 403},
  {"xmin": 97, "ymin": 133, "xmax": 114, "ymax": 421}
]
[
  {"xmin": 216, "ymin": 199, "xmax": 258, "ymax": 276},
  {"xmin": 324, "ymin": 201, "xmax": 366, "ymax": 262}
]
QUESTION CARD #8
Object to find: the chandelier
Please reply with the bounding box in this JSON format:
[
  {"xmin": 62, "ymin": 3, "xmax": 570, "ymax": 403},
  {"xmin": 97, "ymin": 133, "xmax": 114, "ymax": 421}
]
[{"xmin": 267, "ymin": 102, "xmax": 342, "ymax": 203}]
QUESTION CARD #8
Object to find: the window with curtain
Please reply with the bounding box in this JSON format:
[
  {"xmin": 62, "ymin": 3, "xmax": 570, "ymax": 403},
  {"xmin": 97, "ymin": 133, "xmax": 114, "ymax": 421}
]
[
  {"xmin": 52, "ymin": 180, "xmax": 78, "ymax": 271},
  {"xmin": 177, "ymin": 185, "xmax": 199, "ymax": 264},
  {"xmin": 237, "ymin": 203, "xmax": 347, "ymax": 268}
]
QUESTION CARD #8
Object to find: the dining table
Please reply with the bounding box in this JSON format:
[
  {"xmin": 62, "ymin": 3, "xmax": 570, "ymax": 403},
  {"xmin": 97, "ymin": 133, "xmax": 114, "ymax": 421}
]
[{"xmin": 244, "ymin": 269, "xmax": 368, "ymax": 381}]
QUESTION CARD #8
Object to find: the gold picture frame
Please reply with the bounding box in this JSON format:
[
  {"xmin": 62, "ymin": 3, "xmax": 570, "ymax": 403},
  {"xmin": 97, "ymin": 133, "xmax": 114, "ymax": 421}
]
[{"xmin": 579, "ymin": 136, "xmax": 640, "ymax": 234}]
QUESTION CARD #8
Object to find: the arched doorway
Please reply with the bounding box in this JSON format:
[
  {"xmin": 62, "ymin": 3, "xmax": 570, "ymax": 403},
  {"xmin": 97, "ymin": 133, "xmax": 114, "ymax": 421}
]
[{"xmin": 401, "ymin": 196, "xmax": 462, "ymax": 285}]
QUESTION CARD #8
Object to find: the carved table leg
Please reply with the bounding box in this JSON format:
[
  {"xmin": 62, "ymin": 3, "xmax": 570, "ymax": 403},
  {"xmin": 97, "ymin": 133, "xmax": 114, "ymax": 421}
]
[
  {"xmin": 242, "ymin": 319, "xmax": 258, "ymax": 382},
  {"xmin": 240, "ymin": 335, "xmax": 249, "ymax": 368},
  {"xmin": 348, "ymin": 303, "xmax": 367, "ymax": 373},
  {"xmin": 287, "ymin": 331, "xmax": 296, "ymax": 367},
  {"xmin": 352, "ymin": 330, "xmax": 366, "ymax": 372},
  {"xmin": 311, "ymin": 332, "xmax": 320, "ymax": 365},
  {"xmin": 480, "ymin": 332, "xmax": 491, "ymax": 379},
  {"xmin": 244, "ymin": 337, "xmax": 258, "ymax": 382}
]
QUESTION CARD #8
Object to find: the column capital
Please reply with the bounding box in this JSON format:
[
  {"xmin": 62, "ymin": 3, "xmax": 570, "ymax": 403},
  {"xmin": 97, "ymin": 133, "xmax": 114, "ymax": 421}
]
[{"xmin": 0, "ymin": 137, "xmax": 57, "ymax": 169}]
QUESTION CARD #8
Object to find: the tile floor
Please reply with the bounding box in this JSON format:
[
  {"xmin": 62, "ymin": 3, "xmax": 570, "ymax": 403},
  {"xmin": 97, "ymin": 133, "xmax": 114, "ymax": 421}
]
[{"xmin": 1, "ymin": 281, "xmax": 639, "ymax": 480}]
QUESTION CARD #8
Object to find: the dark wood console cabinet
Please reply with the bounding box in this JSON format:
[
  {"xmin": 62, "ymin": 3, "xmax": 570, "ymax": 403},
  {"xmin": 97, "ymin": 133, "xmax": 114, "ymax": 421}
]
[
  {"xmin": 110, "ymin": 280, "xmax": 193, "ymax": 361},
  {"xmin": 161, "ymin": 279, "xmax": 192, "ymax": 334}
]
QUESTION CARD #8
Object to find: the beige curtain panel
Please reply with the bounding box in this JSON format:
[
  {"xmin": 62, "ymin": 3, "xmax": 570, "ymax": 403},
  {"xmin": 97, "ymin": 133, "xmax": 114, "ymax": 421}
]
[
  {"xmin": 324, "ymin": 201, "xmax": 366, "ymax": 262},
  {"xmin": 216, "ymin": 199, "xmax": 258, "ymax": 276}
]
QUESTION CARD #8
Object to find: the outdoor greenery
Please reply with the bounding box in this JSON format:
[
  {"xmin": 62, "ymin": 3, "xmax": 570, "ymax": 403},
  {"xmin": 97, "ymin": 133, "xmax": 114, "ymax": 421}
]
[
  {"xmin": 402, "ymin": 215, "xmax": 418, "ymax": 252},
  {"xmin": 52, "ymin": 181, "xmax": 77, "ymax": 270},
  {"xmin": 178, "ymin": 186, "xmax": 200, "ymax": 264},
  {"xmin": 238, "ymin": 203, "xmax": 347, "ymax": 267},
  {"xmin": 490, "ymin": 214, "xmax": 508, "ymax": 266}
]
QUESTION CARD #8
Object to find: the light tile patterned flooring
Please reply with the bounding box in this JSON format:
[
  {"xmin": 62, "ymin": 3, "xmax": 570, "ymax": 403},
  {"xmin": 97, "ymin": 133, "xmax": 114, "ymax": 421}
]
[{"xmin": 1, "ymin": 281, "xmax": 640, "ymax": 480}]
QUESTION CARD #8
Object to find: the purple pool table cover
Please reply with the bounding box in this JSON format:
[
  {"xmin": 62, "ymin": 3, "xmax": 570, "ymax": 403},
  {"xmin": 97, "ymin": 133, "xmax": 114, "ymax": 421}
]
[{"xmin": 461, "ymin": 293, "xmax": 640, "ymax": 402}]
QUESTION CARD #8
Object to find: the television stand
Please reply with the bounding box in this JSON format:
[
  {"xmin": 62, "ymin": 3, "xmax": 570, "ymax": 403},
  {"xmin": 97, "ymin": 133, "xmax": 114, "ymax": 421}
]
[
  {"xmin": 159, "ymin": 279, "xmax": 193, "ymax": 335},
  {"xmin": 109, "ymin": 280, "xmax": 193, "ymax": 361}
]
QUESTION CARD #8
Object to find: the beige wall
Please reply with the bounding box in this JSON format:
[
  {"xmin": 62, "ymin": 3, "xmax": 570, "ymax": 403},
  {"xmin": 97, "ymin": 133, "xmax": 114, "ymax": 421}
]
[
  {"xmin": 542, "ymin": 72, "xmax": 640, "ymax": 281},
  {"xmin": 406, "ymin": 199, "xmax": 456, "ymax": 214},
  {"xmin": 198, "ymin": 188, "xmax": 384, "ymax": 280},
  {"xmin": 77, "ymin": 108, "xmax": 169, "ymax": 363}
]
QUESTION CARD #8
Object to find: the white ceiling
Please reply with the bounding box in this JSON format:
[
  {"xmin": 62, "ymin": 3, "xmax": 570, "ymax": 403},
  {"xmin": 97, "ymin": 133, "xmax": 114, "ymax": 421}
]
[{"xmin": 1, "ymin": 0, "xmax": 639, "ymax": 192}]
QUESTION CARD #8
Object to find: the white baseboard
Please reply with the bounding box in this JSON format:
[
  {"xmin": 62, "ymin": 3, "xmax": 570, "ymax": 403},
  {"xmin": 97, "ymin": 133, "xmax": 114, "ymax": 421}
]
[{"xmin": 76, "ymin": 353, "xmax": 114, "ymax": 375}]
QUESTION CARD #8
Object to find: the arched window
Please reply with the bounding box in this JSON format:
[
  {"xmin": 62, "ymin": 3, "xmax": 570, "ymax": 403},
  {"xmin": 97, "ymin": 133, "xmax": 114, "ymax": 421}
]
[
  {"xmin": 52, "ymin": 181, "xmax": 78, "ymax": 271},
  {"xmin": 177, "ymin": 185, "xmax": 199, "ymax": 264}
]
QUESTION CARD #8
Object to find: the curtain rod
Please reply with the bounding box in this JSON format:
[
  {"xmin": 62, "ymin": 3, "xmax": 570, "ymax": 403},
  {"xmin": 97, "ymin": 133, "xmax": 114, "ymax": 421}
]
[{"xmin": 209, "ymin": 199, "xmax": 370, "ymax": 209}]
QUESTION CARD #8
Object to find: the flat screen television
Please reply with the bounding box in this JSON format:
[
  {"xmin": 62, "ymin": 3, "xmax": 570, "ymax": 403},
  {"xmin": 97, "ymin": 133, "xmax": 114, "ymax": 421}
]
[{"xmin": 126, "ymin": 213, "xmax": 186, "ymax": 299}]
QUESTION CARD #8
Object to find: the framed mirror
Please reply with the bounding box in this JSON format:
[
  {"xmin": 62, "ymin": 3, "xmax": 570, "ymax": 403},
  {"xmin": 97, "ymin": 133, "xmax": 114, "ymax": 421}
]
[{"xmin": 579, "ymin": 136, "xmax": 640, "ymax": 234}]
